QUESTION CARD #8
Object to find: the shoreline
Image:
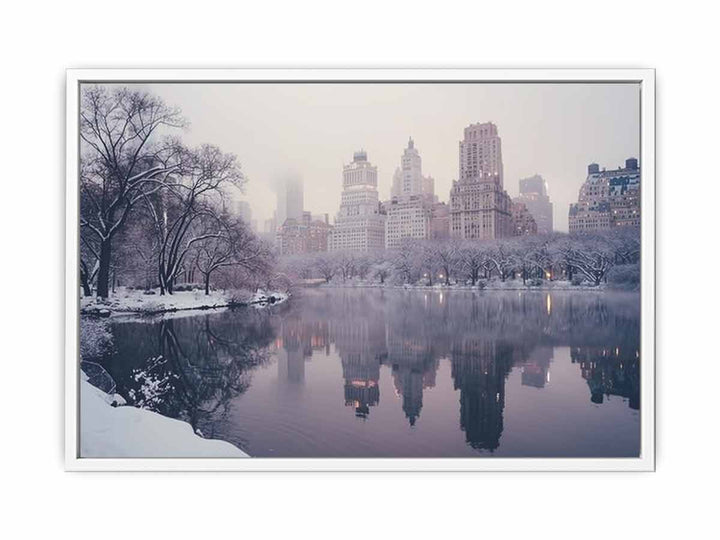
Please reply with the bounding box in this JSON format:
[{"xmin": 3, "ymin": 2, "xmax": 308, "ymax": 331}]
[
  {"xmin": 301, "ymin": 280, "xmax": 636, "ymax": 293},
  {"xmin": 80, "ymin": 289, "xmax": 290, "ymax": 318}
]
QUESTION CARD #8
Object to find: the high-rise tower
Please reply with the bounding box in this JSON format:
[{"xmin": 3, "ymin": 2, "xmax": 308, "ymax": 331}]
[
  {"xmin": 450, "ymin": 122, "xmax": 513, "ymax": 240},
  {"xmin": 329, "ymin": 150, "xmax": 386, "ymax": 251},
  {"xmin": 514, "ymin": 174, "xmax": 554, "ymax": 234}
]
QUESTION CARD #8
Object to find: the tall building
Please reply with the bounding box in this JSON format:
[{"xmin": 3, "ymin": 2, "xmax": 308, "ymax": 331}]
[
  {"xmin": 328, "ymin": 150, "xmax": 386, "ymax": 251},
  {"xmin": 510, "ymin": 201, "xmax": 538, "ymax": 236},
  {"xmin": 514, "ymin": 174, "xmax": 553, "ymax": 234},
  {"xmin": 449, "ymin": 122, "xmax": 513, "ymax": 240},
  {"xmin": 233, "ymin": 200, "xmax": 252, "ymax": 223},
  {"xmin": 400, "ymin": 137, "xmax": 423, "ymax": 196},
  {"xmin": 275, "ymin": 173, "xmax": 304, "ymax": 229},
  {"xmin": 568, "ymin": 158, "xmax": 640, "ymax": 233},
  {"xmin": 385, "ymin": 138, "xmax": 438, "ymax": 249}
]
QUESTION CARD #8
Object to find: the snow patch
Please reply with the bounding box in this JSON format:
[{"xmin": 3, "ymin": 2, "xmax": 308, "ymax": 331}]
[{"xmin": 80, "ymin": 379, "xmax": 248, "ymax": 458}]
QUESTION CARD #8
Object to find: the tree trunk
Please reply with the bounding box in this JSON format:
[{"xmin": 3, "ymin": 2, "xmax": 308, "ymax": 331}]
[
  {"xmin": 204, "ymin": 273, "xmax": 211, "ymax": 295},
  {"xmin": 96, "ymin": 239, "xmax": 112, "ymax": 298},
  {"xmin": 80, "ymin": 269, "xmax": 92, "ymax": 297}
]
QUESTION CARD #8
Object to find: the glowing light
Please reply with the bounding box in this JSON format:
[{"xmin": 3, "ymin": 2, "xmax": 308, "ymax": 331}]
[{"xmin": 546, "ymin": 294, "xmax": 552, "ymax": 315}]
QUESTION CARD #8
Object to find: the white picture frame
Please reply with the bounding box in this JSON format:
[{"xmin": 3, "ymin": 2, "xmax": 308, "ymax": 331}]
[{"xmin": 65, "ymin": 68, "xmax": 655, "ymax": 471}]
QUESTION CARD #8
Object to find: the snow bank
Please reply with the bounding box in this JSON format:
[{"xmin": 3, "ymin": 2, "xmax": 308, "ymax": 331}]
[
  {"xmin": 249, "ymin": 289, "xmax": 290, "ymax": 308},
  {"xmin": 80, "ymin": 380, "xmax": 248, "ymax": 458},
  {"xmin": 81, "ymin": 288, "xmax": 231, "ymax": 316},
  {"xmin": 81, "ymin": 287, "xmax": 290, "ymax": 317}
]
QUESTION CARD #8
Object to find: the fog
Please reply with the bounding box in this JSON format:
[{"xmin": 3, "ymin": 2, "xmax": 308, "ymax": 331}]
[{"xmin": 134, "ymin": 82, "xmax": 640, "ymax": 232}]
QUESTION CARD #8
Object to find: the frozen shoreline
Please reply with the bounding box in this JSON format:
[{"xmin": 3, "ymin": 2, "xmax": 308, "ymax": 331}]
[
  {"xmin": 81, "ymin": 288, "xmax": 290, "ymax": 317},
  {"xmin": 80, "ymin": 379, "xmax": 249, "ymax": 458},
  {"xmin": 308, "ymin": 279, "xmax": 627, "ymax": 292}
]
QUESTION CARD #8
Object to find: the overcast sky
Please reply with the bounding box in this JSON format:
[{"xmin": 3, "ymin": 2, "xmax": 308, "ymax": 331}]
[{"xmin": 134, "ymin": 82, "xmax": 640, "ymax": 232}]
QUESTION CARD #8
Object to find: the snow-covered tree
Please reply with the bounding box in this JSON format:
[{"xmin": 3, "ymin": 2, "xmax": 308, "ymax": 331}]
[{"xmin": 80, "ymin": 86, "xmax": 186, "ymax": 298}]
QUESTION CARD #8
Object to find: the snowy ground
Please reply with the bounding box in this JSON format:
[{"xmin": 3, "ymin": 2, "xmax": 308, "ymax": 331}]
[
  {"xmin": 81, "ymin": 379, "xmax": 249, "ymax": 458},
  {"xmin": 81, "ymin": 287, "xmax": 289, "ymax": 316},
  {"xmin": 81, "ymin": 288, "xmax": 233, "ymax": 315}
]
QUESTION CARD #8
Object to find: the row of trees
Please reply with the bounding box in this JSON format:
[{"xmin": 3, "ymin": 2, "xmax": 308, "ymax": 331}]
[
  {"xmin": 279, "ymin": 228, "xmax": 641, "ymax": 288},
  {"xmin": 80, "ymin": 86, "xmax": 272, "ymax": 297}
]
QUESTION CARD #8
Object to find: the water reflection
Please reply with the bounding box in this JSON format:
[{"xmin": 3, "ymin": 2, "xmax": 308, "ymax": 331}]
[
  {"xmin": 97, "ymin": 312, "xmax": 275, "ymax": 436},
  {"xmin": 572, "ymin": 346, "xmax": 640, "ymax": 410},
  {"xmin": 99, "ymin": 289, "xmax": 640, "ymax": 456}
]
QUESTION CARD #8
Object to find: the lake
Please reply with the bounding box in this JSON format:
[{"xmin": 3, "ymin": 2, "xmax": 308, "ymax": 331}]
[{"xmin": 95, "ymin": 288, "xmax": 641, "ymax": 458}]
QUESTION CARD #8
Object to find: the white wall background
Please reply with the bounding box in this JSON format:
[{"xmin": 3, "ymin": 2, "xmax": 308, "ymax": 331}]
[{"xmin": 0, "ymin": 1, "xmax": 716, "ymax": 538}]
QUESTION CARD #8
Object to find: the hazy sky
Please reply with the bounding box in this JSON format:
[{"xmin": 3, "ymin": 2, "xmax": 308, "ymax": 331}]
[{"xmin": 135, "ymin": 82, "xmax": 640, "ymax": 232}]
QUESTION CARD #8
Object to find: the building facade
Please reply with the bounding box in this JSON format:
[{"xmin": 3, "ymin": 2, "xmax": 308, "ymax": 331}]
[
  {"xmin": 329, "ymin": 150, "xmax": 386, "ymax": 251},
  {"xmin": 510, "ymin": 201, "xmax": 538, "ymax": 236},
  {"xmin": 514, "ymin": 174, "xmax": 553, "ymax": 234},
  {"xmin": 429, "ymin": 201, "xmax": 450, "ymax": 240},
  {"xmin": 568, "ymin": 158, "xmax": 640, "ymax": 233},
  {"xmin": 450, "ymin": 122, "xmax": 513, "ymax": 240},
  {"xmin": 276, "ymin": 212, "xmax": 331, "ymax": 255},
  {"xmin": 384, "ymin": 138, "xmax": 440, "ymax": 249}
]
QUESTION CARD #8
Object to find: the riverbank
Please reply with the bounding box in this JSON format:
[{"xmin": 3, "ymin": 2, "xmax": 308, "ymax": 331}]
[
  {"xmin": 311, "ymin": 279, "xmax": 615, "ymax": 292},
  {"xmin": 80, "ymin": 378, "xmax": 249, "ymax": 458},
  {"xmin": 80, "ymin": 288, "xmax": 290, "ymax": 317}
]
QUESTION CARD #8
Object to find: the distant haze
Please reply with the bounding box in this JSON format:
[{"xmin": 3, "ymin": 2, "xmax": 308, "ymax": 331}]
[{"xmin": 134, "ymin": 83, "xmax": 640, "ymax": 232}]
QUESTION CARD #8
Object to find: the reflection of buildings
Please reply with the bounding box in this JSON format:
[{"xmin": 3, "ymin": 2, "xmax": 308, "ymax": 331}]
[
  {"xmin": 520, "ymin": 346, "xmax": 553, "ymax": 389},
  {"xmin": 387, "ymin": 333, "xmax": 438, "ymax": 426},
  {"xmin": 342, "ymin": 356, "xmax": 380, "ymax": 418},
  {"xmin": 276, "ymin": 316, "xmax": 330, "ymax": 383},
  {"xmin": 451, "ymin": 339, "xmax": 514, "ymax": 451},
  {"xmin": 331, "ymin": 293, "xmax": 388, "ymax": 418},
  {"xmin": 269, "ymin": 289, "xmax": 640, "ymax": 455},
  {"xmin": 571, "ymin": 346, "xmax": 640, "ymax": 410}
]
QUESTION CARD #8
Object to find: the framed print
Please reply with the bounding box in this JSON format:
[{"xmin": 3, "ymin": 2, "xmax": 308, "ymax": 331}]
[{"xmin": 65, "ymin": 68, "xmax": 655, "ymax": 471}]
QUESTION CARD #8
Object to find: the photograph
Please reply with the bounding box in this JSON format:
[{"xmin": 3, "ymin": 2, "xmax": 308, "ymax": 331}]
[{"xmin": 68, "ymin": 70, "xmax": 654, "ymax": 469}]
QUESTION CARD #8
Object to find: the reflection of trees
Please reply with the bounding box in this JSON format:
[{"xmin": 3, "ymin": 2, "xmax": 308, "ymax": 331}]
[
  {"xmin": 102, "ymin": 311, "xmax": 276, "ymax": 433},
  {"xmin": 101, "ymin": 289, "xmax": 641, "ymax": 455},
  {"xmin": 571, "ymin": 346, "xmax": 640, "ymax": 410}
]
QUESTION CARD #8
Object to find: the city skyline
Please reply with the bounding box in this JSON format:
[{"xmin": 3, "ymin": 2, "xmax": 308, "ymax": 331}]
[{"xmin": 134, "ymin": 83, "xmax": 640, "ymax": 232}]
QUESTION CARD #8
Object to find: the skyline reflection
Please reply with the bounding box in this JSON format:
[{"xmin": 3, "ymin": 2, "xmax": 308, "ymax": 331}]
[{"xmin": 96, "ymin": 288, "xmax": 641, "ymax": 457}]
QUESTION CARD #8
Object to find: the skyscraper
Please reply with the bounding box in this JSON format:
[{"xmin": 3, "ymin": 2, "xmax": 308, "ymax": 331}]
[
  {"xmin": 275, "ymin": 173, "xmax": 304, "ymax": 229},
  {"xmin": 400, "ymin": 137, "xmax": 423, "ymax": 196},
  {"xmin": 514, "ymin": 174, "xmax": 554, "ymax": 234},
  {"xmin": 328, "ymin": 150, "xmax": 386, "ymax": 251},
  {"xmin": 450, "ymin": 122, "xmax": 513, "ymax": 240},
  {"xmin": 385, "ymin": 138, "xmax": 437, "ymax": 249}
]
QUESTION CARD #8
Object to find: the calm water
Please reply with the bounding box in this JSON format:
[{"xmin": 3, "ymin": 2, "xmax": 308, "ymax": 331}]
[{"xmin": 95, "ymin": 288, "xmax": 641, "ymax": 457}]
